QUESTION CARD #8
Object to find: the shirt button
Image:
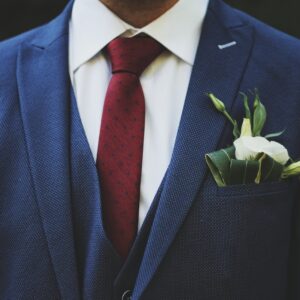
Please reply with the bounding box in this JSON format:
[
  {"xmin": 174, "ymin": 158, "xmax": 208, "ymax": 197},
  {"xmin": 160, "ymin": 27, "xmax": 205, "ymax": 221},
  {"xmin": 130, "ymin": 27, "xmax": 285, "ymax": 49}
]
[{"xmin": 121, "ymin": 290, "xmax": 132, "ymax": 300}]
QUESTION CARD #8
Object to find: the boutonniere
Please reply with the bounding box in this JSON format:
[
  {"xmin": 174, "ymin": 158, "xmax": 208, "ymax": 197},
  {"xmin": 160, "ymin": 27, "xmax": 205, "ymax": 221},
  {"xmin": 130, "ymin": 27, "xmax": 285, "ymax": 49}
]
[{"xmin": 205, "ymin": 91, "xmax": 300, "ymax": 187}]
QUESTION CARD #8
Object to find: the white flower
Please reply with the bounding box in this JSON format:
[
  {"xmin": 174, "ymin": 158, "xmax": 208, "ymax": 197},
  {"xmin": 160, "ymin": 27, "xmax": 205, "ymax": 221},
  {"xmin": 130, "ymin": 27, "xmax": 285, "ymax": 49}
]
[{"xmin": 233, "ymin": 136, "xmax": 289, "ymax": 165}]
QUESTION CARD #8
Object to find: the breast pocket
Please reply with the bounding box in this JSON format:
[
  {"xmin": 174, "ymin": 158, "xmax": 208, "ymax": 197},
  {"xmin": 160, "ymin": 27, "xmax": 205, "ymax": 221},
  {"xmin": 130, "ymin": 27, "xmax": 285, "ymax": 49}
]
[
  {"xmin": 216, "ymin": 180, "xmax": 292, "ymax": 198},
  {"xmin": 212, "ymin": 180, "xmax": 295, "ymax": 255},
  {"xmin": 195, "ymin": 178, "xmax": 297, "ymax": 290}
]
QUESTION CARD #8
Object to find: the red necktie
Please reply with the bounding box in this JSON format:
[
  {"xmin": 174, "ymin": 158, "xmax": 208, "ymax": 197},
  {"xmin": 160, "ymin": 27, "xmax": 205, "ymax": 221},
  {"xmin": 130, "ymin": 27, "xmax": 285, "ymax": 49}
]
[{"xmin": 97, "ymin": 36, "xmax": 164, "ymax": 258}]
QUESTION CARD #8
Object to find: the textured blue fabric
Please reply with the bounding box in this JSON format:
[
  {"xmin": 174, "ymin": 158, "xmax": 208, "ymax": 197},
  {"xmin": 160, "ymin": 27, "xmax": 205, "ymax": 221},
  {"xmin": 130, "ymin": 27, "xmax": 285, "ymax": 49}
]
[
  {"xmin": 69, "ymin": 87, "xmax": 123, "ymax": 299},
  {"xmin": 1, "ymin": 0, "xmax": 300, "ymax": 299}
]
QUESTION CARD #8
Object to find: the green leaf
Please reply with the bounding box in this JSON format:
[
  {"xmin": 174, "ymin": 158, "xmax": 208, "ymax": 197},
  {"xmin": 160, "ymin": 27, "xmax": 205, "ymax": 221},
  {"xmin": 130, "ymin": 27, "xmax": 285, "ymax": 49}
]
[
  {"xmin": 260, "ymin": 155, "xmax": 284, "ymax": 182},
  {"xmin": 252, "ymin": 92, "xmax": 267, "ymax": 136},
  {"xmin": 205, "ymin": 146, "xmax": 235, "ymax": 187},
  {"xmin": 241, "ymin": 92, "xmax": 251, "ymax": 120},
  {"xmin": 264, "ymin": 129, "xmax": 285, "ymax": 139},
  {"xmin": 282, "ymin": 161, "xmax": 300, "ymax": 179},
  {"xmin": 232, "ymin": 120, "xmax": 240, "ymax": 140},
  {"xmin": 254, "ymin": 153, "xmax": 266, "ymax": 184},
  {"xmin": 229, "ymin": 159, "xmax": 260, "ymax": 185}
]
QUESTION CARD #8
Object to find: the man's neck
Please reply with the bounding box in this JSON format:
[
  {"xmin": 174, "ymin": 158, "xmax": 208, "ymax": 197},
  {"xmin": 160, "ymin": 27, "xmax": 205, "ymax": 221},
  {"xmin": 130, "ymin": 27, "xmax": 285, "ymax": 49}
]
[{"xmin": 99, "ymin": 0, "xmax": 179, "ymax": 28}]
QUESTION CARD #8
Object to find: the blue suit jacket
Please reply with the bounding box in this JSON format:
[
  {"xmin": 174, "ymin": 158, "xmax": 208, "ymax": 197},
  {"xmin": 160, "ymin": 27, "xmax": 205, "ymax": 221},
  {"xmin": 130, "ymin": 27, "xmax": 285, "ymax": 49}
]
[{"xmin": 1, "ymin": 0, "xmax": 300, "ymax": 299}]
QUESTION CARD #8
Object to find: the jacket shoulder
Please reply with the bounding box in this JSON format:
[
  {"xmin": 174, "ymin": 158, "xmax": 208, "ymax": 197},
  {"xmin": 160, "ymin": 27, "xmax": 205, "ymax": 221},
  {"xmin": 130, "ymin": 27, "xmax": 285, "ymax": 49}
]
[{"xmin": 229, "ymin": 4, "xmax": 300, "ymax": 64}]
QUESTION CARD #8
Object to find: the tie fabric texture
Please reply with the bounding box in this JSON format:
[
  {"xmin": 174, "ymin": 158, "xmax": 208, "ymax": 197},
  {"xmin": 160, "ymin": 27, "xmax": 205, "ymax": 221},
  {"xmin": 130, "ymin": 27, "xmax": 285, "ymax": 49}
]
[{"xmin": 97, "ymin": 36, "xmax": 164, "ymax": 259}]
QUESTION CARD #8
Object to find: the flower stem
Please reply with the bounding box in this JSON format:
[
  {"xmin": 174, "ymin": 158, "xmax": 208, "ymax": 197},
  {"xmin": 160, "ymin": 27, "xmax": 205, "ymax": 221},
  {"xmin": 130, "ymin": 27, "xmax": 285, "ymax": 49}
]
[{"xmin": 223, "ymin": 111, "xmax": 236, "ymax": 126}]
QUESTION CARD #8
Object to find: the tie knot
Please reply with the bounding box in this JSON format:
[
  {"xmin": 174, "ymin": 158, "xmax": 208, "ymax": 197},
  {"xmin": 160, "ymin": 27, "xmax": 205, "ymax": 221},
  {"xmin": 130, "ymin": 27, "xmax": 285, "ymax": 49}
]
[{"xmin": 106, "ymin": 36, "xmax": 164, "ymax": 76}]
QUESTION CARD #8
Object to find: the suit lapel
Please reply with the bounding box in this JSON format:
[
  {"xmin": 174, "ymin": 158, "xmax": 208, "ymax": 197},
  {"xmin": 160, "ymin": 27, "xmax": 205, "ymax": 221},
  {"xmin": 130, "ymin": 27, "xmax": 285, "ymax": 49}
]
[
  {"xmin": 16, "ymin": 2, "xmax": 80, "ymax": 299},
  {"xmin": 134, "ymin": 0, "xmax": 255, "ymax": 298}
]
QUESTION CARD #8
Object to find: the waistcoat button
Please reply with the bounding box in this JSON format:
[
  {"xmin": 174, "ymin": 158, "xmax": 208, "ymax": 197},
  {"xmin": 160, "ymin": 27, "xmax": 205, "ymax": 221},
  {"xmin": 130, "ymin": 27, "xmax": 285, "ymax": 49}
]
[{"xmin": 121, "ymin": 290, "xmax": 132, "ymax": 300}]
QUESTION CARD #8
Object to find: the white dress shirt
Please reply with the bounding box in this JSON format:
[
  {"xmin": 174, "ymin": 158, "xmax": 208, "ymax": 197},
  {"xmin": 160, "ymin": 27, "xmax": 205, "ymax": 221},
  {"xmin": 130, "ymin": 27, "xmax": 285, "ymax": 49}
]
[{"xmin": 69, "ymin": 0, "xmax": 209, "ymax": 229}]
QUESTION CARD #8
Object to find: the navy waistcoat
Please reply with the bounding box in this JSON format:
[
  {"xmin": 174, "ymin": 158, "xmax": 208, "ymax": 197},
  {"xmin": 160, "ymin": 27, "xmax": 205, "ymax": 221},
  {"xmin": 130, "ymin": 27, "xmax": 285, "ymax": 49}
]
[{"xmin": 69, "ymin": 89, "xmax": 164, "ymax": 299}]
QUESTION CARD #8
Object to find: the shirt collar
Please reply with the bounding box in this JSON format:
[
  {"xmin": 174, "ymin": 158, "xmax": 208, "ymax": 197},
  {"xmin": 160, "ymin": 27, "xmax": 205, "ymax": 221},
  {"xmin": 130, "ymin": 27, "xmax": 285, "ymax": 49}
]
[{"xmin": 69, "ymin": 0, "xmax": 210, "ymax": 72}]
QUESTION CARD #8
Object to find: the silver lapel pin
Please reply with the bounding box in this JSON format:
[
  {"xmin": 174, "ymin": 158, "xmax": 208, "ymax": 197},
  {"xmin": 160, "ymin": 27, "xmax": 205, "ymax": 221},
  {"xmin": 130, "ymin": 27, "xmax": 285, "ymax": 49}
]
[{"xmin": 218, "ymin": 41, "xmax": 237, "ymax": 50}]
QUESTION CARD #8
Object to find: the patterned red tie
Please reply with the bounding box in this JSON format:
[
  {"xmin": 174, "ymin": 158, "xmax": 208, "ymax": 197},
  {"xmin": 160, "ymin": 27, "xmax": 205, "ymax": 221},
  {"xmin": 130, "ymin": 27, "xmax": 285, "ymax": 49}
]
[{"xmin": 97, "ymin": 36, "xmax": 164, "ymax": 259}]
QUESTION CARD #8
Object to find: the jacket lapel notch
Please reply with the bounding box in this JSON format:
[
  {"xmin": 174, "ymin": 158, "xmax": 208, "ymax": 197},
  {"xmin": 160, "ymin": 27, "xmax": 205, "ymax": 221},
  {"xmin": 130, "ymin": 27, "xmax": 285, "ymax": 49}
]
[{"xmin": 133, "ymin": 2, "xmax": 255, "ymax": 298}]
